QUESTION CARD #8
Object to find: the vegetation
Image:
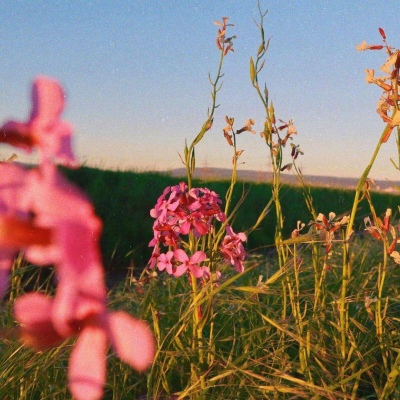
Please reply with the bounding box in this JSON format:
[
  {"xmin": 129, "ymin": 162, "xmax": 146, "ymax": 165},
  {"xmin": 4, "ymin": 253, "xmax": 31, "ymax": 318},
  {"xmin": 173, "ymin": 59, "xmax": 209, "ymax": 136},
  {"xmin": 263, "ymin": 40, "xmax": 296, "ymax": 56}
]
[
  {"xmin": 1, "ymin": 2, "xmax": 400, "ymax": 399},
  {"xmin": 63, "ymin": 165, "xmax": 399, "ymax": 275}
]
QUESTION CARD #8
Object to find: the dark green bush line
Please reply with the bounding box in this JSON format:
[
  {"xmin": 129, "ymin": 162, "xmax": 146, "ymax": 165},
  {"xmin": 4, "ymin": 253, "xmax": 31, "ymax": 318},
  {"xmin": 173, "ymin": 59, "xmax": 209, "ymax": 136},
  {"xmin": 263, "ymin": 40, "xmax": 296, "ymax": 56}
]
[{"xmin": 63, "ymin": 166, "xmax": 399, "ymax": 273}]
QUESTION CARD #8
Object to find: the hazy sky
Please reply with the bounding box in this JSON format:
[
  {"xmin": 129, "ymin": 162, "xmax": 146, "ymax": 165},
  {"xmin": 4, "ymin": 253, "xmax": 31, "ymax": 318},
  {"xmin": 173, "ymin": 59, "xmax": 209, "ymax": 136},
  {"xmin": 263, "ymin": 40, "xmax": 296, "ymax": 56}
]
[{"xmin": 1, "ymin": 1, "xmax": 400, "ymax": 180}]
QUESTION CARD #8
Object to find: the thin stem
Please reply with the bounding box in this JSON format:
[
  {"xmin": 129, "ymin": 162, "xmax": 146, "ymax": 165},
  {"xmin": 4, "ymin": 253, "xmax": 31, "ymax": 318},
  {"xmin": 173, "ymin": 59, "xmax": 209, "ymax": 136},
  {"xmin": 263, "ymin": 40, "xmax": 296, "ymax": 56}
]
[
  {"xmin": 346, "ymin": 121, "xmax": 392, "ymax": 238},
  {"xmin": 186, "ymin": 49, "xmax": 225, "ymax": 190}
]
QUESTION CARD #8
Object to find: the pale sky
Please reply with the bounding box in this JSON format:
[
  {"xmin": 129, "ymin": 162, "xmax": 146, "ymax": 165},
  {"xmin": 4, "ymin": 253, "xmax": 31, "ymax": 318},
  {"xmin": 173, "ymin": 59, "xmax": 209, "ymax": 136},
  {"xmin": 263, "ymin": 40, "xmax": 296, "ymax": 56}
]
[{"xmin": 1, "ymin": 1, "xmax": 400, "ymax": 180}]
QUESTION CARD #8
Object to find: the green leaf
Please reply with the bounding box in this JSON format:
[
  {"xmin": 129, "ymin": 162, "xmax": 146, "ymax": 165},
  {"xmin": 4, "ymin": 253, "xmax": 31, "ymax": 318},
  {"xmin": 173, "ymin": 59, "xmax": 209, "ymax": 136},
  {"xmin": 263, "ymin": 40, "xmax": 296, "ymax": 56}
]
[
  {"xmin": 250, "ymin": 57, "xmax": 256, "ymax": 84},
  {"xmin": 190, "ymin": 147, "xmax": 195, "ymax": 174}
]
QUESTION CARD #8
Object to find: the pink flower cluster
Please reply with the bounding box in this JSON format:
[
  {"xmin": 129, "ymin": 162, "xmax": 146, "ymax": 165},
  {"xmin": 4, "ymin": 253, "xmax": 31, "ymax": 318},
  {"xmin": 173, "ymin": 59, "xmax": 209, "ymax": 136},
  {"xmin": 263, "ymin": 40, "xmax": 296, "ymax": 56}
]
[
  {"xmin": 148, "ymin": 182, "xmax": 247, "ymax": 277},
  {"xmin": 0, "ymin": 77, "xmax": 155, "ymax": 400}
]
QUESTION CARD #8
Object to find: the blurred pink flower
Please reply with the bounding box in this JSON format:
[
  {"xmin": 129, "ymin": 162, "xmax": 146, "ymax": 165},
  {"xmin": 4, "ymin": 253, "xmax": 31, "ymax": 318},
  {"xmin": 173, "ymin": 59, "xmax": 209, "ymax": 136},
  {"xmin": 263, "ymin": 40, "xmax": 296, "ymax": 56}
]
[
  {"xmin": 0, "ymin": 163, "xmax": 104, "ymax": 310},
  {"xmin": 14, "ymin": 292, "xmax": 155, "ymax": 400},
  {"xmin": 0, "ymin": 163, "xmax": 31, "ymax": 297},
  {"xmin": 0, "ymin": 76, "xmax": 76, "ymax": 166}
]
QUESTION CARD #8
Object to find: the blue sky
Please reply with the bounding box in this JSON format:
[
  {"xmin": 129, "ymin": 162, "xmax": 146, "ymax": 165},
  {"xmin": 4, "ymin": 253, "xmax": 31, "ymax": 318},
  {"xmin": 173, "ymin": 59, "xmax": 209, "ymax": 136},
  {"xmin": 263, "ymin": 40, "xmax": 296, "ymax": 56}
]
[{"xmin": 1, "ymin": 1, "xmax": 400, "ymax": 180}]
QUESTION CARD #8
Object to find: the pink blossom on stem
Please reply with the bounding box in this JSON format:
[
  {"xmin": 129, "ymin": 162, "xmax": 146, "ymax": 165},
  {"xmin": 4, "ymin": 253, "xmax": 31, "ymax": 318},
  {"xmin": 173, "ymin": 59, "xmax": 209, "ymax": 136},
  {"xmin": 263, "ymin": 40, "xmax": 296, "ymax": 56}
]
[
  {"xmin": 148, "ymin": 182, "xmax": 226, "ymax": 269},
  {"xmin": 0, "ymin": 76, "xmax": 155, "ymax": 400},
  {"xmin": 173, "ymin": 249, "xmax": 206, "ymax": 278},
  {"xmin": 0, "ymin": 76, "xmax": 76, "ymax": 167},
  {"xmin": 0, "ymin": 163, "xmax": 31, "ymax": 297},
  {"xmin": 19, "ymin": 164, "xmax": 101, "ymax": 269},
  {"xmin": 148, "ymin": 246, "xmax": 160, "ymax": 269},
  {"xmin": 157, "ymin": 250, "xmax": 174, "ymax": 274},
  {"xmin": 179, "ymin": 210, "xmax": 209, "ymax": 236},
  {"xmin": 220, "ymin": 225, "xmax": 247, "ymax": 272},
  {"xmin": 14, "ymin": 292, "xmax": 155, "ymax": 400}
]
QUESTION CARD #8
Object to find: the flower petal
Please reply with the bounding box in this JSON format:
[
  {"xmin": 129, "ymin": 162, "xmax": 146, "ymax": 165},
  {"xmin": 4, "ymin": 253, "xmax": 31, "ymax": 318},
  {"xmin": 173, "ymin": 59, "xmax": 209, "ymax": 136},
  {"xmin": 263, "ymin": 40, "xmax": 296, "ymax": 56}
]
[
  {"xmin": 13, "ymin": 292, "xmax": 64, "ymax": 349},
  {"xmin": 52, "ymin": 280, "xmax": 105, "ymax": 337},
  {"xmin": 190, "ymin": 250, "xmax": 207, "ymax": 264},
  {"xmin": 30, "ymin": 76, "xmax": 65, "ymax": 124},
  {"xmin": 108, "ymin": 311, "xmax": 155, "ymax": 372},
  {"xmin": 172, "ymin": 263, "xmax": 187, "ymax": 277},
  {"xmin": 68, "ymin": 324, "xmax": 107, "ymax": 400},
  {"xmin": 174, "ymin": 248, "xmax": 188, "ymax": 263}
]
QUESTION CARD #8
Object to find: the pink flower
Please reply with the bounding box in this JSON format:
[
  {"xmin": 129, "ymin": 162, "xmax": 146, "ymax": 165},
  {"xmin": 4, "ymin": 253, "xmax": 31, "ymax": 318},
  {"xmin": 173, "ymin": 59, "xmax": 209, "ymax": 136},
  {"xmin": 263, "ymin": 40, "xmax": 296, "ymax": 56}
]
[
  {"xmin": 148, "ymin": 246, "xmax": 160, "ymax": 269},
  {"xmin": 173, "ymin": 249, "xmax": 206, "ymax": 278},
  {"xmin": 179, "ymin": 210, "xmax": 209, "ymax": 236},
  {"xmin": 0, "ymin": 76, "xmax": 156, "ymax": 400},
  {"xmin": 220, "ymin": 225, "xmax": 247, "ymax": 272},
  {"xmin": 0, "ymin": 76, "xmax": 76, "ymax": 166},
  {"xmin": 0, "ymin": 163, "xmax": 105, "ymax": 311},
  {"xmin": 157, "ymin": 250, "xmax": 174, "ymax": 274},
  {"xmin": 0, "ymin": 163, "xmax": 31, "ymax": 297},
  {"xmin": 14, "ymin": 292, "xmax": 155, "ymax": 400},
  {"xmin": 19, "ymin": 164, "xmax": 101, "ymax": 269}
]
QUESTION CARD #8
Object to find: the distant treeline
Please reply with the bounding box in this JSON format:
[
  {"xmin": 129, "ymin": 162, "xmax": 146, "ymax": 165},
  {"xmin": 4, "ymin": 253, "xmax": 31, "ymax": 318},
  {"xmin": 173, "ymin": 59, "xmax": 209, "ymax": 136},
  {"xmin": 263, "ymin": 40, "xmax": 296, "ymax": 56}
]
[{"xmin": 63, "ymin": 166, "xmax": 399, "ymax": 274}]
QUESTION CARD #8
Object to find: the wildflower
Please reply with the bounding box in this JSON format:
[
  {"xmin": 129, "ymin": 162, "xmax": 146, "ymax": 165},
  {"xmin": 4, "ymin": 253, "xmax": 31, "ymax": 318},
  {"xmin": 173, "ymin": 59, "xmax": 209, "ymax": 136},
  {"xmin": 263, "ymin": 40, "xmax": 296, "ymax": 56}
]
[
  {"xmin": 157, "ymin": 250, "xmax": 175, "ymax": 274},
  {"xmin": 236, "ymin": 119, "xmax": 256, "ymax": 135},
  {"xmin": 224, "ymin": 130, "xmax": 233, "ymax": 146},
  {"xmin": 380, "ymin": 50, "xmax": 400, "ymax": 75},
  {"xmin": 279, "ymin": 119, "xmax": 297, "ymax": 146},
  {"xmin": 220, "ymin": 225, "xmax": 247, "ymax": 272},
  {"xmin": 311, "ymin": 212, "xmax": 349, "ymax": 253},
  {"xmin": 0, "ymin": 163, "xmax": 31, "ymax": 297},
  {"xmin": 291, "ymin": 220, "xmax": 305, "ymax": 238},
  {"xmin": 10, "ymin": 165, "xmax": 104, "ymax": 299},
  {"xmin": 179, "ymin": 210, "xmax": 209, "ymax": 236},
  {"xmin": 390, "ymin": 250, "xmax": 400, "ymax": 264},
  {"xmin": 356, "ymin": 40, "xmax": 383, "ymax": 51},
  {"xmin": 202, "ymin": 266, "xmax": 221, "ymax": 285},
  {"xmin": 364, "ymin": 69, "xmax": 392, "ymax": 91},
  {"xmin": 0, "ymin": 76, "xmax": 76, "ymax": 167},
  {"xmin": 364, "ymin": 208, "xmax": 398, "ymax": 254},
  {"xmin": 280, "ymin": 163, "xmax": 292, "ymax": 172},
  {"xmin": 149, "ymin": 184, "xmax": 244, "ymax": 277},
  {"xmin": 0, "ymin": 76, "xmax": 155, "ymax": 400},
  {"xmin": 14, "ymin": 292, "xmax": 155, "ymax": 400},
  {"xmin": 290, "ymin": 143, "xmax": 304, "ymax": 159},
  {"xmin": 215, "ymin": 17, "xmax": 235, "ymax": 54},
  {"xmin": 173, "ymin": 249, "xmax": 206, "ymax": 278},
  {"xmin": 148, "ymin": 182, "xmax": 225, "ymax": 254},
  {"xmin": 148, "ymin": 246, "xmax": 161, "ymax": 269}
]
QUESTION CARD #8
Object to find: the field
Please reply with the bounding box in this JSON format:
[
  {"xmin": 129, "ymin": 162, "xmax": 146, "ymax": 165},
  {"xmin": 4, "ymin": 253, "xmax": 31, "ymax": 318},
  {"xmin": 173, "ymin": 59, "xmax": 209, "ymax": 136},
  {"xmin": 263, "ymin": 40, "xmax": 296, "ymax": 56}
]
[
  {"xmin": 63, "ymin": 165, "xmax": 400, "ymax": 275},
  {"xmin": 1, "ymin": 166, "xmax": 400, "ymax": 398}
]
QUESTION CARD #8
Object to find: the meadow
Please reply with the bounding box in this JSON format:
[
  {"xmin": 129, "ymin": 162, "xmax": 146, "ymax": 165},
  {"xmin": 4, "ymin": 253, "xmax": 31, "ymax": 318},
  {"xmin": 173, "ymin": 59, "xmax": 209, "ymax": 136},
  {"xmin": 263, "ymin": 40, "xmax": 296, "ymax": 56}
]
[
  {"xmin": 62, "ymin": 166, "xmax": 399, "ymax": 276},
  {"xmin": 1, "ymin": 4, "xmax": 400, "ymax": 400},
  {"xmin": 1, "ymin": 169, "xmax": 400, "ymax": 398}
]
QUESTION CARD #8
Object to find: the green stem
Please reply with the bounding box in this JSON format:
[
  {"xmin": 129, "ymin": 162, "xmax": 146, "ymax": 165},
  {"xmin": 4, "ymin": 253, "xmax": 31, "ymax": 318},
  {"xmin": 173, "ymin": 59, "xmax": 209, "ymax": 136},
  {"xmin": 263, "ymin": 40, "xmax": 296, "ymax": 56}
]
[
  {"xmin": 224, "ymin": 131, "xmax": 238, "ymax": 216},
  {"xmin": 346, "ymin": 122, "xmax": 392, "ymax": 239},
  {"xmin": 186, "ymin": 49, "xmax": 225, "ymax": 190}
]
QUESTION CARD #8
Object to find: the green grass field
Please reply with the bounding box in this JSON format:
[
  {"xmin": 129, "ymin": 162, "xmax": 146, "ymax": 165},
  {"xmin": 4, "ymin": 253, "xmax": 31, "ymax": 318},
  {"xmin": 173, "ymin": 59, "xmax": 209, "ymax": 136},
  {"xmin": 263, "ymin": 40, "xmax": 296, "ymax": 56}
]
[
  {"xmin": 0, "ymin": 166, "xmax": 388, "ymax": 398},
  {"xmin": 64, "ymin": 166, "xmax": 399, "ymax": 275}
]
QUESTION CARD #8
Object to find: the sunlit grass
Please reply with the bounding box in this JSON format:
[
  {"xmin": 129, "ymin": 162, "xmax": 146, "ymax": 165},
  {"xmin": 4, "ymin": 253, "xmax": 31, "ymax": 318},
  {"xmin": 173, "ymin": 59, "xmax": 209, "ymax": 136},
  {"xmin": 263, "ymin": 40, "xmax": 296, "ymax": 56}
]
[{"xmin": 1, "ymin": 234, "xmax": 399, "ymax": 398}]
